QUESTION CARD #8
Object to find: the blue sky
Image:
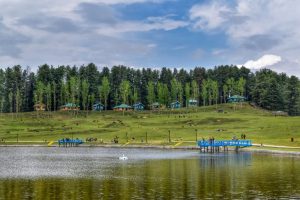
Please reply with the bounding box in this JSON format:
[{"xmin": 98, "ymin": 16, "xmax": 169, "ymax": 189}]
[{"xmin": 0, "ymin": 0, "xmax": 300, "ymax": 75}]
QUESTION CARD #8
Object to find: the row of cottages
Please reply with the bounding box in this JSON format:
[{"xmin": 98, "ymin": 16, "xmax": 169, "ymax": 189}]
[{"xmin": 36, "ymin": 97, "xmax": 240, "ymax": 112}]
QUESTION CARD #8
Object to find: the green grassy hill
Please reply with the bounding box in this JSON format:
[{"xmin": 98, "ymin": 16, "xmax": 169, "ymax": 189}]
[{"xmin": 0, "ymin": 103, "xmax": 299, "ymax": 147}]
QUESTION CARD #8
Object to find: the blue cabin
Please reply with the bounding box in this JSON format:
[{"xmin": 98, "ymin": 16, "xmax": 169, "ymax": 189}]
[
  {"xmin": 113, "ymin": 104, "xmax": 132, "ymax": 111},
  {"xmin": 170, "ymin": 101, "xmax": 181, "ymax": 109},
  {"xmin": 60, "ymin": 103, "xmax": 80, "ymax": 111},
  {"xmin": 227, "ymin": 95, "xmax": 246, "ymax": 103},
  {"xmin": 188, "ymin": 99, "xmax": 198, "ymax": 107},
  {"xmin": 151, "ymin": 102, "xmax": 160, "ymax": 110},
  {"xmin": 93, "ymin": 103, "xmax": 104, "ymax": 111},
  {"xmin": 132, "ymin": 102, "xmax": 144, "ymax": 111}
]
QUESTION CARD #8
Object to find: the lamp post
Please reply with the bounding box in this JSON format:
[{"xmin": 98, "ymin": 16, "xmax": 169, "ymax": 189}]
[
  {"xmin": 146, "ymin": 132, "xmax": 148, "ymax": 143},
  {"xmin": 195, "ymin": 129, "xmax": 198, "ymax": 142},
  {"xmin": 168, "ymin": 130, "xmax": 171, "ymax": 143}
]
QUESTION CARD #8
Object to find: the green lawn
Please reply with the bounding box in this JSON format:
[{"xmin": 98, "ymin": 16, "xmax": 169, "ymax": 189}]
[{"xmin": 0, "ymin": 103, "xmax": 299, "ymax": 147}]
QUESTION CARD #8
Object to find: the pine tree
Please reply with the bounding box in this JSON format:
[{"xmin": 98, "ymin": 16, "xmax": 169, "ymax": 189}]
[
  {"xmin": 171, "ymin": 78, "xmax": 179, "ymax": 101},
  {"xmin": 100, "ymin": 77, "xmax": 110, "ymax": 110},
  {"xmin": 52, "ymin": 81, "xmax": 56, "ymax": 111},
  {"xmin": 132, "ymin": 87, "xmax": 139, "ymax": 104},
  {"xmin": 45, "ymin": 83, "xmax": 52, "ymax": 111},
  {"xmin": 119, "ymin": 80, "xmax": 130, "ymax": 104},
  {"xmin": 147, "ymin": 81, "xmax": 155, "ymax": 107},
  {"xmin": 211, "ymin": 80, "xmax": 218, "ymax": 108},
  {"xmin": 8, "ymin": 91, "xmax": 13, "ymax": 114},
  {"xmin": 191, "ymin": 80, "xmax": 199, "ymax": 105},
  {"xmin": 201, "ymin": 80, "xmax": 208, "ymax": 106},
  {"xmin": 178, "ymin": 82, "xmax": 183, "ymax": 104},
  {"xmin": 81, "ymin": 79, "xmax": 89, "ymax": 111},
  {"xmin": 237, "ymin": 77, "xmax": 246, "ymax": 96},
  {"xmin": 287, "ymin": 76, "xmax": 300, "ymax": 115},
  {"xmin": 15, "ymin": 88, "xmax": 21, "ymax": 116},
  {"xmin": 184, "ymin": 83, "xmax": 190, "ymax": 107},
  {"xmin": 223, "ymin": 84, "xmax": 228, "ymax": 103}
]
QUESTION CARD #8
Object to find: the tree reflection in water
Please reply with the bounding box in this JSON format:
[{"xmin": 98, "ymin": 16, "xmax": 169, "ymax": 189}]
[{"xmin": 0, "ymin": 148, "xmax": 299, "ymax": 199}]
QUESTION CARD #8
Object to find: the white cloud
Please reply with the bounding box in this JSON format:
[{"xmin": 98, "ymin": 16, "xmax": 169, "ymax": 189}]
[
  {"xmin": 96, "ymin": 16, "xmax": 188, "ymax": 36},
  {"xmin": 192, "ymin": 48, "xmax": 205, "ymax": 60},
  {"xmin": 0, "ymin": 0, "xmax": 186, "ymax": 69},
  {"xmin": 240, "ymin": 54, "xmax": 282, "ymax": 70},
  {"xmin": 189, "ymin": 1, "xmax": 231, "ymax": 30},
  {"xmin": 147, "ymin": 43, "xmax": 157, "ymax": 48},
  {"xmin": 189, "ymin": 0, "xmax": 300, "ymax": 76}
]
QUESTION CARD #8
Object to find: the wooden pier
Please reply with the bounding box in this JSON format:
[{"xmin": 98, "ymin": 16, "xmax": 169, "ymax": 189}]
[
  {"xmin": 58, "ymin": 139, "xmax": 84, "ymax": 147},
  {"xmin": 197, "ymin": 140, "xmax": 252, "ymax": 153}
]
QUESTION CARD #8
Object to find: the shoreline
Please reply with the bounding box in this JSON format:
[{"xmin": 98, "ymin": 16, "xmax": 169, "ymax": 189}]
[{"xmin": 1, "ymin": 144, "xmax": 300, "ymax": 155}]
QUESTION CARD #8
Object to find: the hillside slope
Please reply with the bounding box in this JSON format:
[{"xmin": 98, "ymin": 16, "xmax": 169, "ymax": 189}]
[{"xmin": 0, "ymin": 103, "xmax": 299, "ymax": 146}]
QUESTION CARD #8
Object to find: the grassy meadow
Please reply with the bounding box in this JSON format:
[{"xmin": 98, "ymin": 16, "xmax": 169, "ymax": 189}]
[{"xmin": 0, "ymin": 103, "xmax": 299, "ymax": 147}]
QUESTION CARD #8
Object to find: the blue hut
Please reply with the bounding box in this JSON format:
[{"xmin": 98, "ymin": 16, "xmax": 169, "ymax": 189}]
[
  {"xmin": 93, "ymin": 103, "xmax": 104, "ymax": 111},
  {"xmin": 60, "ymin": 103, "xmax": 80, "ymax": 111},
  {"xmin": 170, "ymin": 101, "xmax": 181, "ymax": 109},
  {"xmin": 151, "ymin": 102, "xmax": 160, "ymax": 110},
  {"xmin": 188, "ymin": 99, "xmax": 198, "ymax": 107},
  {"xmin": 132, "ymin": 102, "xmax": 144, "ymax": 111},
  {"xmin": 113, "ymin": 104, "xmax": 132, "ymax": 111},
  {"xmin": 227, "ymin": 95, "xmax": 246, "ymax": 103}
]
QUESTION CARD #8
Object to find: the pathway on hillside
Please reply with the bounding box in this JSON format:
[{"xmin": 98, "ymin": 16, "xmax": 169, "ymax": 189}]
[{"xmin": 253, "ymin": 143, "xmax": 300, "ymax": 149}]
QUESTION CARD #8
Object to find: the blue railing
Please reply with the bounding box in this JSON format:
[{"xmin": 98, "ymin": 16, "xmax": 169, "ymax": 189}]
[
  {"xmin": 58, "ymin": 139, "xmax": 84, "ymax": 145},
  {"xmin": 197, "ymin": 140, "xmax": 252, "ymax": 148}
]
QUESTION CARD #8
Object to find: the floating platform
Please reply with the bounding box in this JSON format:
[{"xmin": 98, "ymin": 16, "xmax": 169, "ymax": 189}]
[
  {"xmin": 197, "ymin": 140, "xmax": 252, "ymax": 152},
  {"xmin": 58, "ymin": 139, "xmax": 84, "ymax": 147}
]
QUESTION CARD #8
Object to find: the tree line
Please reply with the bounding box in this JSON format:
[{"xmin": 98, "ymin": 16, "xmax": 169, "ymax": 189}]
[{"xmin": 0, "ymin": 64, "xmax": 299, "ymax": 115}]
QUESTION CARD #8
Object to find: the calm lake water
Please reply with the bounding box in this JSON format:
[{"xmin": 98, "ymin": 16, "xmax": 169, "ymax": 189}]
[{"xmin": 0, "ymin": 147, "xmax": 299, "ymax": 199}]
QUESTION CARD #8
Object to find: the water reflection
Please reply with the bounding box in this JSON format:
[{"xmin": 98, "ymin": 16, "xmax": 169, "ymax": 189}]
[{"xmin": 0, "ymin": 147, "xmax": 299, "ymax": 199}]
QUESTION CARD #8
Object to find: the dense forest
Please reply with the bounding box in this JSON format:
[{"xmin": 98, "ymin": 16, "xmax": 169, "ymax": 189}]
[{"xmin": 0, "ymin": 64, "xmax": 299, "ymax": 115}]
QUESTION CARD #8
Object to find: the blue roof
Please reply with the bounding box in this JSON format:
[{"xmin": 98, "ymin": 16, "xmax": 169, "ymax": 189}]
[
  {"xmin": 62, "ymin": 103, "xmax": 79, "ymax": 107},
  {"xmin": 228, "ymin": 95, "xmax": 246, "ymax": 99},
  {"xmin": 133, "ymin": 102, "xmax": 144, "ymax": 107},
  {"xmin": 114, "ymin": 104, "xmax": 132, "ymax": 109},
  {"xmin": 93, "ymin": 103, "xmax": 104, "ymax": 107},
  {"xmin": 171, "ymin": 101, "xmax": 181, "ymax": 105},
  {"xmin": 189, "ymin": 99, "xmax": 197, "ymax": 103}
]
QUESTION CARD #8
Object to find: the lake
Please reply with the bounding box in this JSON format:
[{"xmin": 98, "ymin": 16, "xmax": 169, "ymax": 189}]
[{"xmin": 0, "ymin": 147, "xmax": 299, "ymax": 199}]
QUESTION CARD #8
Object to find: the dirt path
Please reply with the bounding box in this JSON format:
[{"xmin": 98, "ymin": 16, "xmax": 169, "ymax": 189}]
[{"xmin": 252, "ymin": 143, "xmax": 300, "ymax": 149}]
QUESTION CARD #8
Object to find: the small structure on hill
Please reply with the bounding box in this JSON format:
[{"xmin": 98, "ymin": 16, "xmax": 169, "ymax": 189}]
[
  {"xmin": 170, "ymin": 101, "xmax": 181, "ymax": 109},
  {"xmin": 93, "ymin": 103, "xmax": 104, "ymax": 111},
  {"xmin": 60, "ymin": 103, "xmax": 80, "ymax": 111},
  {"xmin": 113, "ymin": 104, "xmax": 132, "ymax": 111},
  {"xmin": 33, "ymin": 103, "xmax": 46, "ymax": 111},
  {"xmin": 272, "ymin": 110, "xmax": 288, "ymax": 116},
  {"xmin": 132, "ymin": 102, "xmax": 144, "ymax": 111},
  {"xmin": 188, "ymin": 99, "xmax": 198, "ymax": 107},
  {"xmin": 151, "ymin": 102, "xmax": 160, "ymax": 110},
  {"xmin": 227, "ymin": 95, "xmax": 246, "ymax": 103}
]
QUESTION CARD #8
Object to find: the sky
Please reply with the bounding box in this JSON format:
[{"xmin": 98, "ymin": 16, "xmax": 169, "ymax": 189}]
[{"xmin": 0, "ymin": 0, "xmax": 300, "ymax": 76}]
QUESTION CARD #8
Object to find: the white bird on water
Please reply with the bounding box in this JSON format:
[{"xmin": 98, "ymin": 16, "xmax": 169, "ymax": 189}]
[{"xmin": 119, "ymin": 154, "xmax": 128, "ymax": 160}]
